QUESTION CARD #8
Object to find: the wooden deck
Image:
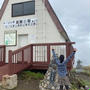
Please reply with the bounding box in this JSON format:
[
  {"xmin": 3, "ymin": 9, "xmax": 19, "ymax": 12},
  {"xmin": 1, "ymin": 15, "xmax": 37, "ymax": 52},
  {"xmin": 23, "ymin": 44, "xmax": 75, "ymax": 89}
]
[{"xmin": 0, "ymin": 42, "xmax": 75, "ymax": 80}]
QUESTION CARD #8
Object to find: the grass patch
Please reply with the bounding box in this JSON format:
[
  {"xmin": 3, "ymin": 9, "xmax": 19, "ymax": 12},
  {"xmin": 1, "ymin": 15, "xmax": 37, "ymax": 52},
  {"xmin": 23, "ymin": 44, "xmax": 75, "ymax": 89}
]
[
  {"xmin": 71, "ymin": 85, "xmax": 78, "ymax": 90},
  {"xmin": 71, "ymin": 68, "xmax": 76, "ymax": 73},
  {"xmin": 81, "ymin": 71, "xmax": 90, "ymax": 76},
  {"xmin": 82, "ymin": 66, "xmax": 90, "ymax": 76},
  {"xmin": 71, "ymin": 67, "xmax": 90, "ymax": 76},
  {"xmin": 82, "ymin": 80, "xmax": 90, "ymax": 86},
  {"xmin": 19, "ymin": 71, "xmax": 44, "ymax": 80}
]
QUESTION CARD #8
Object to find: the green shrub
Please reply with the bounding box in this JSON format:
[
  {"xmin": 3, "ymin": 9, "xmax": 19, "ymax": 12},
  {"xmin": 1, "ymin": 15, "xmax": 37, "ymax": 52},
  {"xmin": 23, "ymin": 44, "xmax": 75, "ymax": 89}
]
[
  {"xmin": 71, "ymin": 68, "xmax": 76, "ymax": 73},
  {"xmin": 19, "ymin": 71, "xmax": 44, "ymax": 80},
  {"xmin": 71, "ymin": 84, "xmax": 78, "ymax": 90},
  {"xmin": 81, "ymin": 80, "xmax": 90, "ymax": 86}
]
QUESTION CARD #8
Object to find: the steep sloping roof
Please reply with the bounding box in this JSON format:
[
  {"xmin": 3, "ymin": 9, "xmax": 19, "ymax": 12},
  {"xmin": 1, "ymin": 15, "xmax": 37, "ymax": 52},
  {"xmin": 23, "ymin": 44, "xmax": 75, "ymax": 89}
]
[
  {"xmin": 0, "ymin": 0, "xmax": 70, "ymax": 41},
  {"xmin": 0, "ymin": 0, "xmax": 9, "ymax": 20},
  {"xmin": 44, "ymin": 0, "xmax": 70, "ymax": 41}
]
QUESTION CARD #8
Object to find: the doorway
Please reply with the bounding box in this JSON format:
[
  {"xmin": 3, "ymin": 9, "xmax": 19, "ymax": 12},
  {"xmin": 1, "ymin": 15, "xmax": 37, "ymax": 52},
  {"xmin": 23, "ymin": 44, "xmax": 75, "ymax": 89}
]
[{"xmin": 18, "ymin": 34, "xmax": 28, "ymax": 48}]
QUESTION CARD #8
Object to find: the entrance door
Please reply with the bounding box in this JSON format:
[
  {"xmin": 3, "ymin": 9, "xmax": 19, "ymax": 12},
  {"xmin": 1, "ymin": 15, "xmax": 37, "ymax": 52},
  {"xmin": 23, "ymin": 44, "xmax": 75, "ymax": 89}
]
[{"xmin": 18, "ymin": 34, "xmax": 28, "ymax": 48}]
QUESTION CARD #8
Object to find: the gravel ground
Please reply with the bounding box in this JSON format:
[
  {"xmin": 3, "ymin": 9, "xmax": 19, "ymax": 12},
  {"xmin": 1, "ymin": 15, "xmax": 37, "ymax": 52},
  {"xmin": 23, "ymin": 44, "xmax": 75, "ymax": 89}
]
[{"xmin": 13, "ymin": 79, "xmax": 41, "ymax": 90}]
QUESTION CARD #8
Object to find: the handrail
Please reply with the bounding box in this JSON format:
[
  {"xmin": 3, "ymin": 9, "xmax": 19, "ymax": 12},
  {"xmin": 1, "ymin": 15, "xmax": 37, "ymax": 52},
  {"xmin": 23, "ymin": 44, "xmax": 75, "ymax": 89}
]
[
  {"xmin": 8, "ymin": 42, "xmax": 75, "ymax": 75},
  {"xmin": 12, "ymin": 45, "xmax": 31, "ymax": 54},
  {"xmin": 11, "ymin": 42, "xmax": 75, "ymax": 54},
  {"xmin": 0, "ymin": 45, "xmax": 6, "ymax": 47},
  {"xmin": 30, "ymin": 42, "xmax": 75, "ymax": 46}
]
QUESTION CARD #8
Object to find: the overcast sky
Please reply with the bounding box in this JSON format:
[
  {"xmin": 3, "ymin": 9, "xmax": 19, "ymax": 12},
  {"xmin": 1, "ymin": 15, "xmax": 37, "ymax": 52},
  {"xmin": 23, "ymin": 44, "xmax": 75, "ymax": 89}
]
[
  {"xmin": 49, "ymin": 0, "xmax": 90, "ymax": 66},
  {"xmin": 0, "ymin": 0, "xmax": 90, "ymax": 66},
  {"xmin": 0, "ymin": 0, "xmax": 4, "ymax": 8}
]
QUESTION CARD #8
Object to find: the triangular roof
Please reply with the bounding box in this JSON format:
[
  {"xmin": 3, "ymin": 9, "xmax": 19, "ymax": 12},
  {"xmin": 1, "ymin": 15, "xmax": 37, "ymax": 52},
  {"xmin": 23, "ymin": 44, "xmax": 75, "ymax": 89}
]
[{"xmin": 0, "ymin": 0, "xmax": 70, "ymax": 41}]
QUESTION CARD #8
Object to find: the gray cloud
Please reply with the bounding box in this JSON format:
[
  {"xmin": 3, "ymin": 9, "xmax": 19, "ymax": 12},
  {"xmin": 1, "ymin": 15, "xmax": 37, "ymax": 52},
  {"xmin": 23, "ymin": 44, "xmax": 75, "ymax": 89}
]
[{"xmin": 49, "ymin": 0, "xmax": 90, "ymax": 66}]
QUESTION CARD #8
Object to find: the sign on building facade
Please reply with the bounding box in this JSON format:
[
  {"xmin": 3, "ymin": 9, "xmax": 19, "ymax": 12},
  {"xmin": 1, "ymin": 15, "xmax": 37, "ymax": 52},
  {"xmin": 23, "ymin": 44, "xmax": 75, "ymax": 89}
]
[
  {"xmin": 3, "ymin": 18, "xmax": 37, "ymax": 28},
  {"xmin": 4, "ymin": 31, "xmax": 17, "ymax": 46}
]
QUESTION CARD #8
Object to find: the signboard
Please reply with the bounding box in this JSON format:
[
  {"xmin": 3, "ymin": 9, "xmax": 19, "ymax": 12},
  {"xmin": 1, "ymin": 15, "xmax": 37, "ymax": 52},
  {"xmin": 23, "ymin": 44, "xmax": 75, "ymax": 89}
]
[
  {"xmin": 4, "ymin": 31, "xmax": 17, "ymax": 46},
  {"xmin": 3, "ymin": 18, "xmax": 37, "ymax": 29}
]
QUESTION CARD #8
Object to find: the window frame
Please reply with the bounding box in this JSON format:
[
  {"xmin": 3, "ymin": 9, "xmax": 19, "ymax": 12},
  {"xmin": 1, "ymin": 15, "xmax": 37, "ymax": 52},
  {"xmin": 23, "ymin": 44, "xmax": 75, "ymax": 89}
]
[
  {"xmin": 4, "ymin": 30, "xmax": 17, "ymax": 46},
  {"xmin": 12, "ymin": 1, "xmax": 35, "ymax": 17}
]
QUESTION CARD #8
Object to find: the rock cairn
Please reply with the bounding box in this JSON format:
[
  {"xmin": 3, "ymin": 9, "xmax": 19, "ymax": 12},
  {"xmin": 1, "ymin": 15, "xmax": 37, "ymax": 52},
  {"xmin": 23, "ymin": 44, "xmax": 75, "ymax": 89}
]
[{"xmin": 39, "ymin": 58, "xmax": 60, "ymax": 90}]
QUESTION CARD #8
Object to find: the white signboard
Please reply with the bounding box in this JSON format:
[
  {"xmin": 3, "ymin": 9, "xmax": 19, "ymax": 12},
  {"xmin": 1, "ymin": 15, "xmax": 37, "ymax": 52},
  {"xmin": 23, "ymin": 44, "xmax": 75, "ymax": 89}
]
[
  {"xmin": 3, "ymin": 18, "xmax": 37, "ymax": 28},
  {"xmin": 4, "ymin": 31, "xmax": 17, "ymax": 46}
]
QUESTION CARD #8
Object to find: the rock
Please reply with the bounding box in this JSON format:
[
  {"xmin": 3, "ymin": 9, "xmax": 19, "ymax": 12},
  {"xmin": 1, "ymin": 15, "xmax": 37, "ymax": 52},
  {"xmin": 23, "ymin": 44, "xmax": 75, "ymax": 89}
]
[
  {"xmin": 56, "ymin": 86, "xmax": 60, "ymax": 90},
  {"xmin": 51, "ymin": 86, "xmax": 55, "ymax": 90},
  {"xmin": 46, "ymin": 81, "xmax": 50, "ymax": 85},
  {"xmin": 80, "ymin": 87, "xmax": 84, "ymax": 90},
  {"xmin": 39, "ymin": 85, "xmax": 43, "ymax": 89},
  {"xmin": 2, "ymin": 74, "xmax": 17, "ymax": 89},
  {"xmin": 44, "ymin": 83, "xmax": 47, "ymax": 88},
  {"xmin": 47, "ymin": 76, "xmax": 50, "ymax": 80},
  {"xmin": 41, "ymin": 82, "xmax": 44, "ymax": 87},
  {"xmin": 0, "ymin": 81, "xmax": 2, "ymax": 86},
  {"xmin": 39, "ymin": 86, "xmax": 45, "ymax": 90},
  {"xmin": 85, "ymin": 85, "xmax": 89, "ymax": 90}
]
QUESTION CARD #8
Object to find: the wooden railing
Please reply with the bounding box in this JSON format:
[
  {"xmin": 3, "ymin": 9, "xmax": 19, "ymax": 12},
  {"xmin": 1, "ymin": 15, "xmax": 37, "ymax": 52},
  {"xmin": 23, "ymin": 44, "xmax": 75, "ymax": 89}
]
[
  {"xmin": 0, "ymin": 45, "xmax": 6, "ymax": 66},
  {"xmin": 8, "ymin": 45, "xmax": 33, "ymax": 75},
  {"xmin": 8, "ymin": 42, "xmax": 75, "ymax": 75}
]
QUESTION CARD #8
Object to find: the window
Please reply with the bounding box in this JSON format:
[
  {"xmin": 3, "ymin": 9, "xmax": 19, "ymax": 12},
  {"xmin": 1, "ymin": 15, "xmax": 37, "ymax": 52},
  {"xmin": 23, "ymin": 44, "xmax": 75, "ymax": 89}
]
[
  {"xmin": 24, "ymin": 2, "xmax": 35, "ymax": 15},
  {"xmin": 12, "ymin": 3, "xmax": 23, "ymax": 16},
  {"xmin": 12, "ymin": 1, "xmax": 35, "ymax": 17}
]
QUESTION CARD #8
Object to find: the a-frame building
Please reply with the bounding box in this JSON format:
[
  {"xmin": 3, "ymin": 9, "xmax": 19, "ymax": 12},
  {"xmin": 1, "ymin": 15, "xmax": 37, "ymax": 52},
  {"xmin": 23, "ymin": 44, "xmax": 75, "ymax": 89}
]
[{"xmin": 0, "ymin": 0, "xmax": 74, "ymax": 78}]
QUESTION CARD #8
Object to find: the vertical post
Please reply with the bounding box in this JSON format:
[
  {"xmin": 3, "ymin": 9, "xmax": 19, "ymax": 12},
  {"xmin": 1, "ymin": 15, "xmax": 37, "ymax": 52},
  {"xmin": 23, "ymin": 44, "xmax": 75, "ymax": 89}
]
[
  {"xmin": 30, "ymin": 45, "xmax": 33, "ymax": 65},
  {"xmin": 47, "ymin": 44, "xmax": 50, "ymax": 64},
  {"xmin": 1, "ymin": 48, "xmax": 2, "ymax": 62},
  {"xmin": 3, "ymin": 46, "xmax": 6, "ymax": 64},
  {"xmin": 22, "ymin": 50, "xmax": 24, "ymax": 64},
  {"xmin": 66, "ymin": 43, "xmax": 71, "ymax": 71},
  {"xmin": 66, "ymin": 43, "xmax": 71, "ymax": 58},
  {"xmin": 8, "ymin": 50, "xmax": 12, "ymax": 75},
  {"xmin": 70, "ymin": 46, "xmax": 74, "ymax": 68}
]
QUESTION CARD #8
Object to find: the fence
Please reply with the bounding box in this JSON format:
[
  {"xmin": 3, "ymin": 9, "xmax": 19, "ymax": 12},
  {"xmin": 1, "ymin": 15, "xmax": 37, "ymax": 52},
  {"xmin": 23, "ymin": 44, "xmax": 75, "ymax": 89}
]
[{"xmin": 8, "ymin": 42, "xmax": 75, "ymax": 75}]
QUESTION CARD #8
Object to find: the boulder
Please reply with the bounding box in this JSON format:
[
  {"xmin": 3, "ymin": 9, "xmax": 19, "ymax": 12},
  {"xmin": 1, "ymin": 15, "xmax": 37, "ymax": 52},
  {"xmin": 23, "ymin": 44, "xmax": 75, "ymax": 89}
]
[{"xmin": 2, "ymin": 74, "xmax": 17, "ymax": 89}]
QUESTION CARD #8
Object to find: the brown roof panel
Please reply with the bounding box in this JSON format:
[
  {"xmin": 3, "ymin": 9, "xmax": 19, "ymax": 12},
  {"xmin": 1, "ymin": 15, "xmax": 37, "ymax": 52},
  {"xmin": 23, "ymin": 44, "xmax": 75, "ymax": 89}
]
[{"xmin": 0, "ymin": 0, "xmax": 9, "ymax": 20}]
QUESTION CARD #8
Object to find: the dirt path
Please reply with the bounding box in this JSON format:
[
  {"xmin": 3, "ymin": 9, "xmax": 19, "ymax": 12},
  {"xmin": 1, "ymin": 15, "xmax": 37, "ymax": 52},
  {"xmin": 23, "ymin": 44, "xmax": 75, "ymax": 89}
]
[{"xmin": 13, "ymin": 79, "xmax": 41, "ymax": 90}]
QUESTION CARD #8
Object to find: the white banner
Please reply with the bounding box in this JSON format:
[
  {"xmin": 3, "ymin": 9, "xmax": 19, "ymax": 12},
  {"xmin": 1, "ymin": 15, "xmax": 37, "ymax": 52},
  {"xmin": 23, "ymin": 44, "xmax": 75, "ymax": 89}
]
[{"xmin": 3, "ymin": 18, "xmax": 38, "ymax": 28}]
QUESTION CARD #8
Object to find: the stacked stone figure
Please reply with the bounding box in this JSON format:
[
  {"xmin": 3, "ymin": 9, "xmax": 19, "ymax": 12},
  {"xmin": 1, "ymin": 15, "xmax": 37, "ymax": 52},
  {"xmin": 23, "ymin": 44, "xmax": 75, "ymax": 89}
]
[{"xmin": 39, "ymin": 57, "xmax": 60, "ymax": 90}]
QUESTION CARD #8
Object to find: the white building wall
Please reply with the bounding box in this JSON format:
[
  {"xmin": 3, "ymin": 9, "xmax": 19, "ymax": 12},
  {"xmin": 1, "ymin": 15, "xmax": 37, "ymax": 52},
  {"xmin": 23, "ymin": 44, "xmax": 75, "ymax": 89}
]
[{"xmin": 0, "ymin": 0, "xmax": 66, "ymax": 62}]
